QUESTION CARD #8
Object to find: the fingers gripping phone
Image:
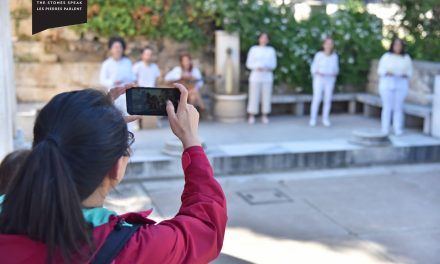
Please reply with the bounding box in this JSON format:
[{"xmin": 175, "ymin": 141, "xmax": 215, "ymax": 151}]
[{"xmin": 126, "ymin": 87, "xmax": 180, "ymax": 116}]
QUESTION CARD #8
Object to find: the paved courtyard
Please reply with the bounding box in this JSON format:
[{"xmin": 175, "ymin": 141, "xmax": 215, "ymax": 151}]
[{"xmin": 105, "ymin": 163, "xmax": 440, "ymax": 264}]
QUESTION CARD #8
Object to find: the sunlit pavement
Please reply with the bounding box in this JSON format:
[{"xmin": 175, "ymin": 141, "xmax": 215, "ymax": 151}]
[{"xmin": 105, "ymin": 163, "xmax": 440, "ymax": 264}]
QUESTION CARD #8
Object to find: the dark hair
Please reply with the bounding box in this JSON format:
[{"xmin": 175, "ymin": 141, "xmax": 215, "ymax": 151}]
[
  {"xmin": 108, "ymin": 36, "xmax": 126, "ymax": 52},
  {"xmin": 0, "ymin": 150, "xmax": 30, "ymax": 195},
  {"xmin": 258, "ymin": 32, "xmax": 269, "ymax": 40},
  {"xmin": 142, "ymin": 46, "xmax": 153, "ymax": 52},
  {"xmin": 179, "ymin": 53, "xmax": 193, "ymax": 71},
  {"xmin": 389, "ymin": 37, "xmax": 405, "ymax": 55},
  {"xmin": 320, "ymin": 37, "xmax": 335, "ymax": 53},
  {"xmin": 0, "ymin": 89, "xmax": 129, "ymax": 263}
]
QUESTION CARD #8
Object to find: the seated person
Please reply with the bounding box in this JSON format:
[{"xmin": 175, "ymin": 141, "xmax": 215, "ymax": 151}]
[{"xmin": 164, "ymin": 54, "xmax": 205, "ymax": 111}]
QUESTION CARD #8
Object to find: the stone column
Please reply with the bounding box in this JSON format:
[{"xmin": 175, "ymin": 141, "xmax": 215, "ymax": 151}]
[
  {"xmin": 214, "ymin": 31, "xmax": 240, "ymax": 94},
  {"xmin": 432, "ymin": 76, "xmax": 440, "ymax": 138},
  {"xmin": 0, "ymin": 0, "xmax": 16, "ymax": 159}
]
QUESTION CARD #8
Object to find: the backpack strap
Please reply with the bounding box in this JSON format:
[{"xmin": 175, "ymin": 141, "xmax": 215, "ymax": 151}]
[{"xmin": 92, "ymin": 219, "xmax": 141, "ymax": 264}]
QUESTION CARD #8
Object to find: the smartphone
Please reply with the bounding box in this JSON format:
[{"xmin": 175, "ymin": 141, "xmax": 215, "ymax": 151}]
[{"xmin": 126, "ymin": 87, "xmax": 180, "ymax": 116}]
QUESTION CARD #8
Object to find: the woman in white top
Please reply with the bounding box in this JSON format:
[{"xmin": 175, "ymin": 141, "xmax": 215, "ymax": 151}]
[
  {"xmin": 246, "ymin": 32, "xmax": 277, "ymax": 124},
  {"xmin": 309, "ymin": 37, "xmax": 339, "ymax": 127},
  {"xmin": 164, "ymin": 54, "xmax": 205, "ymax": 110},
  {"xmin": 133, "ymin": 46, "xmax": 161, "ymax": 87},
  {"xmin": 377, "ymin": 38, "xmax": 413, "ymax": 135},
  {"xmin": 100, "ymin": 37, "xmax": 136, "ymax": 118}
]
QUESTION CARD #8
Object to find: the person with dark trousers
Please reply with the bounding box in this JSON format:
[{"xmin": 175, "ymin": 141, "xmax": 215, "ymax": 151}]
[{"xmin": 0, "ymin": 83, "xmax": 227, "ymax": 264}]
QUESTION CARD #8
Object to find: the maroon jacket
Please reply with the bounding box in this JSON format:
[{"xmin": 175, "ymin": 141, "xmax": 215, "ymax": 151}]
[{"xmin": 0, "ymin": 146, "xmax": 228, "ymax": 263}]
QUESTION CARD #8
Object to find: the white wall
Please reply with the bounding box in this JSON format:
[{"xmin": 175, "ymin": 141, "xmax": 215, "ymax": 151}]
[{"xmin": 0, "ymin": 0, "xmax": 16, "ymax": 159}]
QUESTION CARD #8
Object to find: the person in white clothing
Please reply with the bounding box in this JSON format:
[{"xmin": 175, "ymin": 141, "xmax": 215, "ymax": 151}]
[
  {"xmin": 164, "ymin": 54, "xmax": 205, "ymax": 111},
  {"xmin": 309, "ymin": 37, "xmax": 339, "ymax": 127},
  {"xmin": 100, "ymin": 37, "xmax": 136, "ymax": 119},
  {"xmin": 377, "ymin": 38, "xmax": 413, "ymax": 135},
  {"xmin": 246, "ymin": 32, "xmax": 277, "ymax": 124},
  {"xmin": 133, "ymin": 46, "xmax": 161, "ymax": 87}
]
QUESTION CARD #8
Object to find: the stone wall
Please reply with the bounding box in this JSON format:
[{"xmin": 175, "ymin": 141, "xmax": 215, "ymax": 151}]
[
  {"xmin": 367, "ymin": 59, "xmax": 440, "ymax": 106},
  {"xmin": 10, "ymin": 0, "xmax": 215, "ymax": 102}
]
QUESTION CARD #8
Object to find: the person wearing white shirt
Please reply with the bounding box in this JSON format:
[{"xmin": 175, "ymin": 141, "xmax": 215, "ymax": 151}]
[
  {"xmin": 309, "ymin": 37, "xmax": 339, "ymax": 127},
  {"xmin": 99, "ymin": 37, "xmax": 136, "ymax": 119},
  {"xmin": 164, "ymin": 54, "xmax": 205, "ymax": 110},
  {"xmin": 246, "ymin": 32, "xmax": 277, "ymax": 124},
  {"xmin": 133, "ymin": 46, "xmax": 161, "ymax": 87},
  {"xmin": 377, "ymin": 38, "xmax": 413, "ymax": 135}
]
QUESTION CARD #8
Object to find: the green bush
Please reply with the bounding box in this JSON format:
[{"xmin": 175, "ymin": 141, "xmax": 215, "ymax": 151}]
[{"xmin": 385, "ymin": 0, "xmax": 440, "ymax": 62}]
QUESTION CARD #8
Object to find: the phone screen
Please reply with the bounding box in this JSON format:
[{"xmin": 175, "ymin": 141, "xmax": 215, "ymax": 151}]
[{"xmin": 126, "ymin": 87, "xmax": 180, "ymax": 116}]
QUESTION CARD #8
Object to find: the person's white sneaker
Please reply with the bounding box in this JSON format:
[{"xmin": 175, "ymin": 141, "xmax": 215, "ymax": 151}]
[
  {"xmin": 262, "ymin": 116, "xmax": 269, "ymax": 124},
  {"xmin": 309, "ymin": 119, "xmax": 317, "ymax": 127},
  {"xmin": 248, "ymin": 116, "xmax": 255, "ymax": 124},
  {"xmin": 323, "ymin": 119, "xmax": 331, "ymax": 127}
]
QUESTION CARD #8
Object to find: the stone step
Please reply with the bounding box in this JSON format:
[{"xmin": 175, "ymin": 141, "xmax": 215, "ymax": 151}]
[{"xmin": 124, "ymin": 135, "xmax": 440, "ymax": 181}]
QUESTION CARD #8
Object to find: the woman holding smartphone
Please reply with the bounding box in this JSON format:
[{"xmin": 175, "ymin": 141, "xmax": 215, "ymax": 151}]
[
  {"xmin": 246, "ymin": 32, "xmax": 277, "ymax": 124},
  {"xmin": 377, "ymin": 37, "xmax": 413, "ymax": 135},
  {"xmin": 0, "ymin": 84, "xmax": 227, "ymax": 264},
  {"xmin": 309, "ymin": 37, "xmax": 339, "ymax": 127}
]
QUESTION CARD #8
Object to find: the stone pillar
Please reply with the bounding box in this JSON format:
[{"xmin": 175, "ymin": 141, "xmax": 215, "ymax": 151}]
[
  {"xmin": 214, "ymin": 31, "xmax": 240, "ymax": 94},
  {"xmin": 0, "ymin": 0, "xmax": 16, "ymax": 159},
  {"xmin": 432, "ymin": 76, "xmax": 440, "ymax": 138}
]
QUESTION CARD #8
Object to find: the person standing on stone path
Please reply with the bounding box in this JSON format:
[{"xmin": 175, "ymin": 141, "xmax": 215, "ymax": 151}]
[
  {"xmin": 246, "ymin": 32, "xmax": 277, "ymax": 125},
  {"xmin": 377, "ymin": 37, "xmax": 413, "ymax": 136},
  {"xmin": 100, "ymin": 36, "xmax": 137, "ymax": 130},
  {"xmin": 309, "ymin": 37, "xmax": 339, "ymax": 127}
]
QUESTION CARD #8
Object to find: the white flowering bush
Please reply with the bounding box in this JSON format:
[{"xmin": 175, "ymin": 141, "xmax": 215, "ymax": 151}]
[{"xmin": 221, "ymin": 0, "xmax": 385, "ymax": 93}]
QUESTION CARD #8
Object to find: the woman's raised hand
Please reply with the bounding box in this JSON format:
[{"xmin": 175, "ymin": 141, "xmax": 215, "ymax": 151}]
[
  {"xmin": 166, "ymin": 83, "xmax": 201, "ymax": 149},
  {"xmin": 108, "ymin": 82, "xmax": 141, "ymax": 123}
]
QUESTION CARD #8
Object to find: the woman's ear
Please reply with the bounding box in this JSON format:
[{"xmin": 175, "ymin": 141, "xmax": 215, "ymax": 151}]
[{"xmin": 108, "ymin": 156, "xmax": 129, "ymax": 185}]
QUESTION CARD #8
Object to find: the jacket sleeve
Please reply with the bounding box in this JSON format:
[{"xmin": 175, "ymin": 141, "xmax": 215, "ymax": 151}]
[
  {"xmin": 99, "ymin": 60, "xmax": 114, "ymax": 90},
  {"xmin": 117, "ymin": 146, "xmax": 228, "ymax": 264},
  {"xmin": 164, "ymin": 67, "xmax": 182, "ymax": 82},
  {"xmin": 377, "ymin": 53, "xmax": 388, "ymax": 76},
  {"xmin": 310, "ymin": 52, "xmax": 319, "ymax": 76},
  {"xmin": 246, "ymin": 46, "xmax": 260, "ymax": 70},
  {"xmin": 267, "ymin": 47, "xmax": 277, "ymax": 71}
]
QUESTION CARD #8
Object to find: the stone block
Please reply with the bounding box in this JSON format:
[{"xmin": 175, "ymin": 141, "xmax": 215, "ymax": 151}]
[
  {"xmin": 38, "ymin": 53, "xmax": 58, "ymax": 63},
  {"xmin": 13, "ymin": 41, "xmax": 45, "ymax": 61},
  {"xmin": 17, "ymin": 17, "xmax": 31, "ymax": 37},
  {"xmin": 9, "ymin": 0, "xmax": 32, "ymax": 12},
  {"xmin": 15, "ymin": 62, "xmax": 102, "ymax": 102}
]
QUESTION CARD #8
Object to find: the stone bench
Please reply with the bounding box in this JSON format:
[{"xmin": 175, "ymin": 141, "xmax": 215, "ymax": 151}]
[
  {"xmin": 356, "ymin": 93, "xmax": 432, "ymax": 134},
  {"xmin": 272, "ymin": 93, "xmax": 357, "ymax": 116}
]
